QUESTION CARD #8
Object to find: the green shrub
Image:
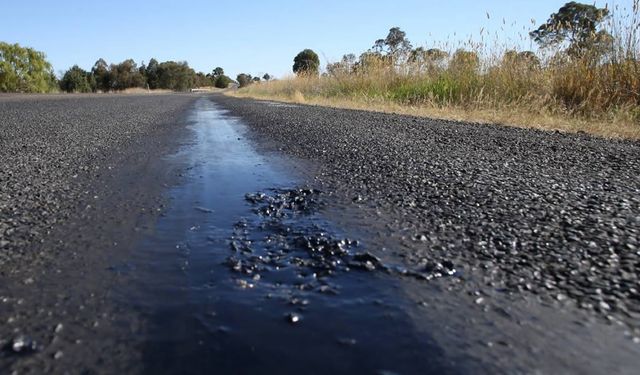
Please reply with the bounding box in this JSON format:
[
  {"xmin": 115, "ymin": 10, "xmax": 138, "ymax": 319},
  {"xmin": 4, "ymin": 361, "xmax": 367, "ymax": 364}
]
[
  {"xmin": 293, "ymin": 49, "xmax": 320, "ymax": 76},
  {"xmin": 59, "ymin": 65, "xmax": 92, "ymax": 93},
  {"xmin": 0, "ymin": 42, "xmax": 57, "ymax": 93},
  {"xmin": 215, "ymin": 75, "xmax": 233, "ymax": 88}
]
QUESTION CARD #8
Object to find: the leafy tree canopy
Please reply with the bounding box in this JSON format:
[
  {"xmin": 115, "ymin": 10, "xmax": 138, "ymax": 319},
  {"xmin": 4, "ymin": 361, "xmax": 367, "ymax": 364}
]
[
  {"xmin": 214, "ymin": 74, "xmax": 233, "ymax": 88},
  {"xmin": 110, "ymin": 59, "xmax": 145, "ymax": 90},
  {"xmin": 237, "ymin": 73, "xmax": 253, "ymax": 87},
  {"xmin": 213, "ymin": 67, "xmax": 224, "ymax": 77},
  {"xmin": 293, "ymin": 49, "xmax": 320, "ymax": 75},
  {"xmin": 145, "ymin": 58, "xmax": 160, "ymax": 89},
  {"xmin": 409, "ymin": 47, "xmax": 449, "ymax": 63},
  {"xmin": 327, "ymin": 54, "xmax": 358, "ymax": 76},
  {"xmin": 384, "ymin": 27, "xmax": 412, "ymax": 56},
  {"xmin": 60, "ymin": 65, "xmax": 93, "ymax": 93},
  {"xmin": 372, "ymin": 27, "xmax": 412, "ymax": 62},
  {"xmin": 92, "ymin": 58, "xmax": 111, "ymax": 92},
  {"xmin": 530, "ymin": 1, "xmax": 611, "ymax": 57},
  {"xmin": 0, "ymin": 42, "xmax": 57, "ymax": 93},
  {"xmin": 157, "ymin": 61, "xmax": 195, "ymax": 91}
]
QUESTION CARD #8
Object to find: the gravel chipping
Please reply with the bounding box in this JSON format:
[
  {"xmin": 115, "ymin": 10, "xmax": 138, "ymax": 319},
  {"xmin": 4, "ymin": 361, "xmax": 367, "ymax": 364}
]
[
  {"xmin": 0, "ymin": 94, "xmax": 197, "ymax": 373},
  {"xmin": 0, "ymin": 94, "xmax": 196, "ymax": 267},
  {"xmin": 212, "ymin": 95, "xmax": 640, "ymax": 332},
  {"xmin": 1, "ymin": 93, "xmax": 639, "ymax": 373}
]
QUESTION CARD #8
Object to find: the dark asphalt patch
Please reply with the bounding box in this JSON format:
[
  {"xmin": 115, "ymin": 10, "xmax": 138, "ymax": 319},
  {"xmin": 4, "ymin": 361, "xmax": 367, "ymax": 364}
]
[
  {"xmin": 211, "ymin": 94, "xmax": 640, "ymax": 334},
  {"xmin": 231, "ymin": 187, "xmax": 460, "ymax": 291}
]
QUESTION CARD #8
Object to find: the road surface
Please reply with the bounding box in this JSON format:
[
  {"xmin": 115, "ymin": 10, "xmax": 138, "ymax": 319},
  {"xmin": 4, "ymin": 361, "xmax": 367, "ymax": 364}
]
[{"xmin": 1, "ymin": 93, "xmax": 639, "ymax": 374}]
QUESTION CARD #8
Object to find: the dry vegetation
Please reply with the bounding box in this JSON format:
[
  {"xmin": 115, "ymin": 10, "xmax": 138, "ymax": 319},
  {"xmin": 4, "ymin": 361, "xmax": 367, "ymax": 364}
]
[{"xmin": 231, "ymin": 2, "xmax": 640, "ymax": 139}]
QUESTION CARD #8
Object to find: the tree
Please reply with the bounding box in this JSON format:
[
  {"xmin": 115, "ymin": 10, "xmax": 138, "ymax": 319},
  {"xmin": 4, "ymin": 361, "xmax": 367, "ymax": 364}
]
[
  {"xmin": 293, "ymin": 49, "xmax": 320, "ymax": 75},
  {"xmin": 409, "ymin": 48, "xmax": 449, "ymax": 73},
  {"xmin": 145, "ymin": 58, "xmax": 160, "ymax": 89},
  {"xmin": 372, "ymin": 39, "xmax": 386, "ymax": 54},
  {"xmin": 237, "ymin": 73, "xmax": 252, "ymax": 87},
  {"xmin": 0, "ymin": 42, "xmax": 57, "ymax": 93},
  {"xmin": 530, "ymin": 1, "xmax": 611, "ymax": 58},
  {"xmin": 354, "ymin": 51, "xmax": 392, "ymax": 73},
  {"xmin": 59, "ymin": 65, "xmax": 92, "ymax": 93},
  {"xmin": 214, "ymin": 75, "xmax": 232, "ymax": 88},
  {"xmin": 110, "ymin": 59, "xmax": 145, "ymax": 90},
  {"xmin": 262, "ymin": 73, "xmax": 271, "ymax": 81},
  {"xmin": 213, "ymin": 67, "xmax": 224, "ymax": 77},
  {"xmin": 252, "ymin": 76, "xmax": 261, "ymax": 82},
  {"xmin": 326, "ymin": 62, "xmax": 343, "ymax": 76},
  {"xmin": 371, "ymin": 27, "xmax": 412, "ymax": 64},
  {"xmin": 342, "ymin": 54, "xmax": 357, "ymax": 67},
  {"xmin": 157, "ymin": 61, "xmax": 196, "ymax": 91},
  {"xmin": 327, "ymin": 54, "xmax": 357, "ymax": 76},
  {"xmin": 195, "ymin": 72, "xmax": 212, "ymax": 87},
  {"xmin": 384, "ymin": 27, "xmax": 412, "ymax": 58},
  {"xmin": 91, "ymin": 58, "xmax": 111, "ymax": 92}
]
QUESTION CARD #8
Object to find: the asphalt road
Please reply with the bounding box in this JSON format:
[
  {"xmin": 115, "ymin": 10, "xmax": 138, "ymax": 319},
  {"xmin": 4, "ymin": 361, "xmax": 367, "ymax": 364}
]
[
  {"xmin": 212, "ymin": 95, "xmax": 640, "ymax": 373},
  {"xmin": 0, "ymin": 94, "xmax": 198, "ymax": 373},
  {"xmin": 1, "ymin": 93, "xmax": 639, "ymax": 374},
  {"xmin": 0, "ymin": 94, "xmax": 196, "ymax": 266},
  {"xmin": 214, "ymin": 95, "xmax": 640, "ymax": 329}
]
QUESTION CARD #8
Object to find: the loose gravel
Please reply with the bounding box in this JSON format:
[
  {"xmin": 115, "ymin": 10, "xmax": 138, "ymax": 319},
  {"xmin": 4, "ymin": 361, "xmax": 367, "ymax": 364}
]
[
  {"xmin": 0, "ymin": 94, "xmax": 196, "ymax": 267},
  {"xmin": 0, "ymin": 94, "xmax": 197, "ymax": 373},
  {"xmin": 1, "ymin": 93, "xmax": 639, "ymax": 372},
  {"xmin": 212, "ymin": 95, "xmax": 640, "ymax": 331}
]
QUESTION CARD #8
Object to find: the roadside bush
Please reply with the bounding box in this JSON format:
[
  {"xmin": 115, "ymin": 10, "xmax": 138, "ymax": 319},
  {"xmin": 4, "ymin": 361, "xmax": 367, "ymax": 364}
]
[
  {"xmin": 0, "ymin": 42, "xmax": 57, "ymax": 93},
  {"xmin": 60, "ymin": 65, "xmax": 93, "ymax": 93},
  {"xmin": 237, "ymin": 73, "xmax": 252, "ymax": 88},
  {"xmin": 195, "ymin": 72, "xmax": 212, "ymax": 87},
  {"xmin": 214, "ymin": 75, "xmax": 233, "ymax": 88}
]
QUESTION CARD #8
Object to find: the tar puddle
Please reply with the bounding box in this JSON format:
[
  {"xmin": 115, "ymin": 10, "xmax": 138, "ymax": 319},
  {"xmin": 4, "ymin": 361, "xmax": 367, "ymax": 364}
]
[{"xmin": 122, "ymin": 97, "xmax": 461, "ymax": 374}]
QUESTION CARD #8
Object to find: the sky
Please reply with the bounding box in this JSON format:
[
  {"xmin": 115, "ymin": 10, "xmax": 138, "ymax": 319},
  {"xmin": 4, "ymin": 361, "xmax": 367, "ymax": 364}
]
[{"xmin": 1, "ymin": 0, "xmax": 630, "ymax": 79}]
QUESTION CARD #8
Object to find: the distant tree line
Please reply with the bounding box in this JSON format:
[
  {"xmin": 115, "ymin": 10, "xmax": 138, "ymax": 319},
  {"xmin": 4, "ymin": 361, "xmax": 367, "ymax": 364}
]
[
  {"xmin": 235, "ymin": 72, "xmax": 272, "ymax": 88},
  {"xmin": 0, "ymin": 42, "xmax": 239, "ymax": 93},
  {"xmin": 60, "ymin": 58, "xmax": 236, "ymax": 93},
  {"xmin": 320, "ymin": 26, "xmax": 488, "ymax": 77}
]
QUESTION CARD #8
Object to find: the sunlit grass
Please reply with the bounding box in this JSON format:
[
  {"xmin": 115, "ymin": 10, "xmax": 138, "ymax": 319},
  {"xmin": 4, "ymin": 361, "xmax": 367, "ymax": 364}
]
[{"xmin": 231, "ymin": 2, "xmax": 640, "ymax": 139}]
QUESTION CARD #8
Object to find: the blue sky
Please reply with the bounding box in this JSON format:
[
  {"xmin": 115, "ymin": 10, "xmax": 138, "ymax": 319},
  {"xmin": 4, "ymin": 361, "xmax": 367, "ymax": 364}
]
[{"xmin": 2, "ymin": 0, "xmax": 627, "ymax": 79}]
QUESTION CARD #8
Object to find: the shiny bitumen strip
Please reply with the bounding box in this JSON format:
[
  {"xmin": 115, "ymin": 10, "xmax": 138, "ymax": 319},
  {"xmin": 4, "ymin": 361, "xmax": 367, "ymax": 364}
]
[{"xmin": 121, "ymin": 98, "xmax": 467, "ymax": 374}]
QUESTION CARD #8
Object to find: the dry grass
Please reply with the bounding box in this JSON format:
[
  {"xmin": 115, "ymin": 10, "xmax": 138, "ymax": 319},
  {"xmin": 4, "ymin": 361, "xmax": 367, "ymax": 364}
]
[
  {"xmin": 230, "ymin": 84, "xmax": 640, "ymax": 139},
  {"xmin": 230, "ymin": 3, "xmax": 640, "ymax": 140}
]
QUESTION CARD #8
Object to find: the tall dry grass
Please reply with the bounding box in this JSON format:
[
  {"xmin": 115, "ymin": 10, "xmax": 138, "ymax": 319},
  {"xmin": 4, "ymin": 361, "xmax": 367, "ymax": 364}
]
[{"xmin": 233, "ymin": 3, "xmax": 640, "ymax": 139}]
